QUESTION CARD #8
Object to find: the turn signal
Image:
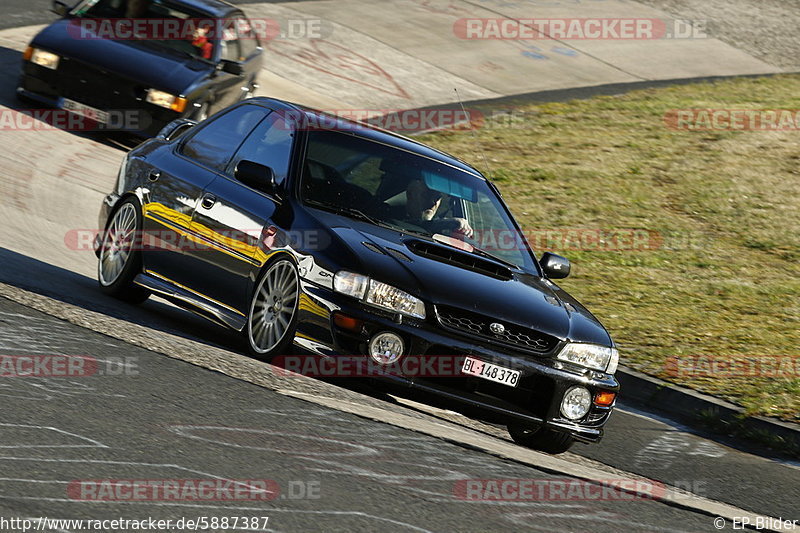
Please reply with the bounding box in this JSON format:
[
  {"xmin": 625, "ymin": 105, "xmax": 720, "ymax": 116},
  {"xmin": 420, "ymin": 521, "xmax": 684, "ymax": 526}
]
[
  {"xmin": 23, "ymin": 46, "xmax": 33, "ymax": 61},
  {"xmin": 594, "ymin": 391, "xmax": 617, "ymax": 407},
  {"xmin": 170, "ymin": 97, "xmax": 188, "ymax": 113},
  {"xmin": 333, "ymin": 313, "xmax": 362, "ymax": 332}
]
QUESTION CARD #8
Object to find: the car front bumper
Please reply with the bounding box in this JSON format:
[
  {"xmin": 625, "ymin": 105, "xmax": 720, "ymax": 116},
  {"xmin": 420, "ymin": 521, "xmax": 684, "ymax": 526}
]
[
  {"xmin": 293, "ymin": 278, "xmax": 619, "ymax": 443},
  {"xmin": 18, "ymin": 63, "xmax": 184, "ymax": 138}
]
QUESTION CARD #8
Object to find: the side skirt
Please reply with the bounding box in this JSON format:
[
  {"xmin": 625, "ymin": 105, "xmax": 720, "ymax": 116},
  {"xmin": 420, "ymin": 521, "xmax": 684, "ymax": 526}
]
[{"xmin": 133, "ymin": 272, "xmax": 247, "ymax": 331}]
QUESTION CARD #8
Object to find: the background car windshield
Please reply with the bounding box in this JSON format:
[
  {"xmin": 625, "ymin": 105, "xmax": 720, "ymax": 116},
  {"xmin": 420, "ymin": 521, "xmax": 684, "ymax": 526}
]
[
  {"xmin": 301, "ymin": 130, "xmax": 535, "ymax": 270},
  {"xmin": 70, "ymin": 0, "xmax": 215, "ymax": 60}
]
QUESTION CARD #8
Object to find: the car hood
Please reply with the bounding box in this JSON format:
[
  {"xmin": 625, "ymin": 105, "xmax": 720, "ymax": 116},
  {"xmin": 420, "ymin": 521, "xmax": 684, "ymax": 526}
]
[
  {"xmin": 311, "ymin": 211, "xmax": 612, "ymax": 347},
  {"xmin": 32, "ymin": 19, "xmax": 209, "ymax": 93}
]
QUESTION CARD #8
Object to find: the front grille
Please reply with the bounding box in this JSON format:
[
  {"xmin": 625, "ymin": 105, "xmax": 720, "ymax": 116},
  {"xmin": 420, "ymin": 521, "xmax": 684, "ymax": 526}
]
[
  {"xmin": 435, "ymin": 305, "xmax": 559, "ymax": 354},
  {"xmin": 57, "ymin": 58, "xmax": 144, "ymax": 109}
]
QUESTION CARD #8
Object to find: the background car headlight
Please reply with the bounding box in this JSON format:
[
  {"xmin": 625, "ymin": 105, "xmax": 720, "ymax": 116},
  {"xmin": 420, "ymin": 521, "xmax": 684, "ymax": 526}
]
[
  {"xmin": 29, "ymin": 48, "xmax": 59, "ymax": 70},
  {"xmin": 556, "ymin": 343, "xmax": 619, "ymax": 373},
  {"xmin": 334, "ymin": 271, "xmax": 426, "ymax": 319},
  {"xmin": 146, "ymin": 89, "xmax": 187, "ymax": 113}
]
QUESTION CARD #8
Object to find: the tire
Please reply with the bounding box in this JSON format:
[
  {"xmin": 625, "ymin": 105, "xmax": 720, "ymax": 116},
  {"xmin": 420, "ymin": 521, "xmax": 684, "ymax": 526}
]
[
  {"xmin": 245, "ymin": 257, "xmax": 300, "ymax": 359},
  {"xmin": 508, "ymin": 424, "xmax": 575, "ymax": 454},
  {"xmin": 97, "ymin": 198, "xmax": 150, "ymax": 304}
]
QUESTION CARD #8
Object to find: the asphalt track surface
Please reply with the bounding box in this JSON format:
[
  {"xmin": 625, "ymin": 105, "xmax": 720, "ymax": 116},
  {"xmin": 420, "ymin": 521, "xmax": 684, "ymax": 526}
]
[
  {"xmin": 0, "ymin": 296, "xmax": 727, "ymax": 533},
  {"xmin": 0, "ymin": 1, "xmax": 798, "ymax": 532}
]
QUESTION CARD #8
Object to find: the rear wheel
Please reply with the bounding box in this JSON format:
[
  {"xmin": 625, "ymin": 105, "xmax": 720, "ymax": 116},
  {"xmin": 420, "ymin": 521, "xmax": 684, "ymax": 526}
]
[
  {"xmin": 97, "ymin": 199, "xmax": 150, "ymax": 304},
  {"xmin": 508, "ymin": 424, "xmax": 575, "ymax": 454},
  {"xmin": 245, "ymin": 258, "xmax": 300, "ymax": 359}
]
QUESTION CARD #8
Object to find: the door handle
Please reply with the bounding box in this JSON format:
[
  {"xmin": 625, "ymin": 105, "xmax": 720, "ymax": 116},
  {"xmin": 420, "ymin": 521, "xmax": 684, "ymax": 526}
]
[
  {"xmin": 200, "ymin": 193, "xmax": 216, "ymax": 210},
  {"xmin": 148, "ymin": 170, "xmax": 160, "ymax": 182}
]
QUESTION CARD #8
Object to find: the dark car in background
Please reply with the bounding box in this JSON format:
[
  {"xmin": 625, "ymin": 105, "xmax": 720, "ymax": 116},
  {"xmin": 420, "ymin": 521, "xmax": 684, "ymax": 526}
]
[
  {"xmin": 17, "ymin": 0, "xmax": 263, "ymax": 136},
  {"xmin": 94, "ymin": 97, "xmax": 620, "ymax": 454}
]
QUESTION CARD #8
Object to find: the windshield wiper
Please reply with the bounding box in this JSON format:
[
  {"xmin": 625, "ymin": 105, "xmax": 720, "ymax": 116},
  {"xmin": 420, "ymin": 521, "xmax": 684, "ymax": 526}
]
[
  {"xmin": 305, "ymin": 200, "xmax": 389, "ymax": 228},
  {"xmin": 467, "ymin": 245, "xmax": 519, "ymax": 269},
  {"xmin": 336, "ymin": 206, "xmax": 382, "ymax": 226}
]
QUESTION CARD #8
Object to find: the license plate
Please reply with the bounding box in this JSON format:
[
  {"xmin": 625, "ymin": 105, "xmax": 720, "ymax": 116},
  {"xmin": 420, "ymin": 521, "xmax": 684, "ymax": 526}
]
[
  {"xmin": 59, "ymin": 98, "xmax": 109, "ymax": 124},
  {"xmin": 461, "ymin": 356, "xmax": 520, "ymax": 387}
]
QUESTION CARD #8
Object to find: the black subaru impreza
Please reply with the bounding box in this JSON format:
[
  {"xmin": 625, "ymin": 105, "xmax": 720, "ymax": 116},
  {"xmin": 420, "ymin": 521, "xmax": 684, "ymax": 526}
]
[
  {"xmin": 94, "ymin": 97, "xmax": 620, "ymax": 453},
  {"xmin": 18, "ymin": 0, "xmax": 263, "ymax": 136}
]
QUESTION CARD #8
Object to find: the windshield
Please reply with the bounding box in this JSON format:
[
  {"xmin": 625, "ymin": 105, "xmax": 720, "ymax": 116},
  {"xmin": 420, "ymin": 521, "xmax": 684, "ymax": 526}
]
[
  {"xmin": 69, "ymin": 0, "xmax": 216, "ymax": 60},
  {"xmin": 300, "ymin": 130, "xmax": 536, "ymax": 271}
]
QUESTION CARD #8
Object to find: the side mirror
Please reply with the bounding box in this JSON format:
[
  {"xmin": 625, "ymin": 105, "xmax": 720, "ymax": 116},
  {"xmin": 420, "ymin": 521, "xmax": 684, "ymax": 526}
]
[
  {"xmin": 219, "ymin": 59, "xmax": 244, "ymax": 76},
  {"xmin": 235, "ymin": 160, "xmax": 278, "ymax": 196},
  {"xmin": 51, "ymin": 0, "xmax": 69, "ymax": 16},
  {"xmin": 540, "ymin": 252, "xmax": 570, "ymax": 279}
]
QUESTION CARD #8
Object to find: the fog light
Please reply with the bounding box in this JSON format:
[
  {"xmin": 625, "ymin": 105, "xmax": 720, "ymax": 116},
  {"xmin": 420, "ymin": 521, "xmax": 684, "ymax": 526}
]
[
  {"xmin": 560, "ymin": 386, "xmax": 592, "ymax": 420},
  {"xmin": 594, "ymin": 391, "xmax": 616, "ymax": 407},
  {"xmin": 368, "ymin": 332, "xmax": 404, "ymax": 365}
]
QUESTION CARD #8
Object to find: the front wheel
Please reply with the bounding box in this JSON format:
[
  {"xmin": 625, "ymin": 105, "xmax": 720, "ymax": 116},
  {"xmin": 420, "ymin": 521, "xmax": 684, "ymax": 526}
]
[
  {"xmin": 245, "ymin": 258, "xmax": 300, "ymax": 359},
  {"xmin": 97, "ymin": 198, "xmax": 150, "ymax": 304},
  {"xmin": 508, "ymin": 424, "xmax": 575, "ymax": 454}
]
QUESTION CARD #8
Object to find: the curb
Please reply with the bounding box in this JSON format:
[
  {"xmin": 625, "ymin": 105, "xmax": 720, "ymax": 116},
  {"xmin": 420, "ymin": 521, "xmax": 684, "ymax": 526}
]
[
  {"xmin": 617, "ymin": 366, "xmax": 800, "ymax": 455},
  {"xmin": 388, "ymin": 72, "xmax": 800, "ymax": 135}
]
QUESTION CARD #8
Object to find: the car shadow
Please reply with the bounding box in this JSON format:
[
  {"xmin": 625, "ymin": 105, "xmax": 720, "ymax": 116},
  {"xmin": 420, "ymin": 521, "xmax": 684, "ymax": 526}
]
[
  {"xmin": 0, "ymin": 45, "xmax": 141, "ymax": 152},
  {"xmin": 0, "ymin": 247, "xmax": 238, "ymax": 350}
]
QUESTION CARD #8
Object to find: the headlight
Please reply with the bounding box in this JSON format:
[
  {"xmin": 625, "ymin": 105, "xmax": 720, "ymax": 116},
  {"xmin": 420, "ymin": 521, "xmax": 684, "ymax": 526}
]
[
  {"xmin": 333, "ymin": 271, "xmax": 368, "ymax": 299},
  {"xmin": 334, "ymin": 271, "xmax": 426, "ymax": 319},
  {"xmin": 146, "ymin": 89, "xmax": 187, "ymax": 113},
  {"xmin": 556, "ymin": 343, "xmax": 619, "ymax": 373},
  {"xmin": 30, "ymin": 48, "xmax": 59, "ymax": 70}
]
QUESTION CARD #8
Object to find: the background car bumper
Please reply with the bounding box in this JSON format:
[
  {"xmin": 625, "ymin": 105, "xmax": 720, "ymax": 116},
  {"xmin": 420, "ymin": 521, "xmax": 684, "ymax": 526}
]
[{"xmin": 18, "ymin": 69, "xmax": 181, "ymax": 137}]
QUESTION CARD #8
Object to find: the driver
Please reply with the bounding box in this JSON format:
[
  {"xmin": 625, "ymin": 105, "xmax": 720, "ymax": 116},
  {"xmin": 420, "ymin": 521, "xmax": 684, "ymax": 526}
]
[{"xmin": 405, "ymin": 179, "xmax": 473, "ymax": 239}]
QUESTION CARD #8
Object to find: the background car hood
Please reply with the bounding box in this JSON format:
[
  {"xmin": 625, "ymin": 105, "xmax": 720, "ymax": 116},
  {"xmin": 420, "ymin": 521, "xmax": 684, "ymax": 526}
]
[
  {"xmin": 312, "ymin": 211, "xmax": 612, "ymax": 347},
  {"xmin": 32, "ymin": 19, "xmax": 209, "ymax": 94}
]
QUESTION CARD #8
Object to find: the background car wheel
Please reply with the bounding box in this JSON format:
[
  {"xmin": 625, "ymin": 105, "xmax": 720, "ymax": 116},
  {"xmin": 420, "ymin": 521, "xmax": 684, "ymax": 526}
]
[
  {"xmin": 97, "ymin": 198, "xmax": 150, "ymax": 304},
  {"xmin": 507, "ymin": 425, "xmax": 575, "ymax": 454},
  {"xmin": 245, "ymin": 257, "xmax": 300, "ymax": 359}
]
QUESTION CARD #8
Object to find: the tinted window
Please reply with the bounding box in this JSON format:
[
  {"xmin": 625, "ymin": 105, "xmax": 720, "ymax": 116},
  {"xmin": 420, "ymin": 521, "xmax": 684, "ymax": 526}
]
[
  {"xmin": 301, "ymin": 131, "xmax": 536, "ymax": 271},
  {"xmin": 235, "ymin": 17, "xmax": 260, "ymax": 59},
  {"xmin": 228, "ymin": 112, "xmax": 295, "ymax": 185},
  {"xmin": 220, "ymin": 25, "xmax": 241, "ymax": 62},
  {"xmin": 181, "ymin": 105, "xmax": 266, "ymax": 171}
]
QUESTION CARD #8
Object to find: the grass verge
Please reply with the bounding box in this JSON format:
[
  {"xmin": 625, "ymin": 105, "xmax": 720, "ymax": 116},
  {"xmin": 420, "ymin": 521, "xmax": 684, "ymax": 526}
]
[{"xmin": 418, "ymin": 75, "xmax": 800, "ymax": 423}]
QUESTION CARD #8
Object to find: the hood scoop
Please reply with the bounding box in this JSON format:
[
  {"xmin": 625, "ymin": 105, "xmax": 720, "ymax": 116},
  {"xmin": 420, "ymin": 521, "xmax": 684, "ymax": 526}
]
[{"xmin": 406, "ymin": 240, "xmax": 512, "ymax": 280}]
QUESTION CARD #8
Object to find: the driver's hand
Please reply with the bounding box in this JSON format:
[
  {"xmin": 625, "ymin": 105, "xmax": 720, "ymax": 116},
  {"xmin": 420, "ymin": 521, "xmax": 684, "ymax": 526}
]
[{"xmin": 451, "ymin": 218, "xmax": 474, "ymax": 239}]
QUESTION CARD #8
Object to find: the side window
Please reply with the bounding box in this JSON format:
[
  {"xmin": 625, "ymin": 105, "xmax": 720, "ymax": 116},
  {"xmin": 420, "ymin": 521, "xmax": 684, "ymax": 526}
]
[
  {"xmin": 220, "ymin": 25, "xmax": 242, "ymax": 62},
  {"xmin": 180, "ymin": 105, "xmax": 266, "ymax": 172},
  {"xmin": 235, "ymin": 17, "xmax": 260, "ymax": 59},
  {"xmin": 228, "ymin": 112, "xmax": 295, "ymax": 185}
]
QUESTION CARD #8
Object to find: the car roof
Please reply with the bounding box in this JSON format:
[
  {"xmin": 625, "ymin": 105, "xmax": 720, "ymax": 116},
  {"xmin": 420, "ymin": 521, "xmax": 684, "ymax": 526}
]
[
  {"xmin": 248, "ymin": 98, "xmax": 486, "ymax": 179},
  {"xmin": 166, "ymin": 0, "xmax": 240, "ymax": 17}
]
